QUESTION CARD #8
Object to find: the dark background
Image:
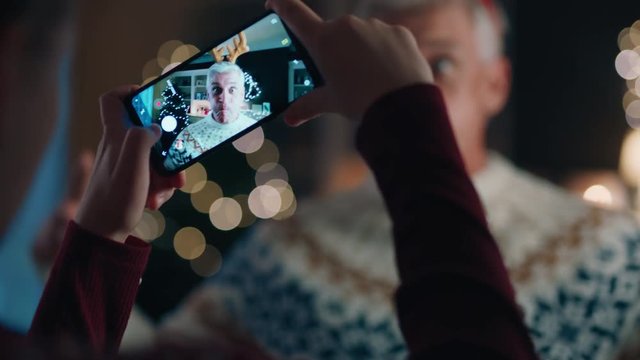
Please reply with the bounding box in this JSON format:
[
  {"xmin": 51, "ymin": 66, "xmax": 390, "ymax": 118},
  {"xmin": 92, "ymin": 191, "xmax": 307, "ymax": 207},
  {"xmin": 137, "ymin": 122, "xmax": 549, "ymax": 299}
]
[{"xmin": 511, "ymin": 0, "xmax": 637, "ymax": 181}]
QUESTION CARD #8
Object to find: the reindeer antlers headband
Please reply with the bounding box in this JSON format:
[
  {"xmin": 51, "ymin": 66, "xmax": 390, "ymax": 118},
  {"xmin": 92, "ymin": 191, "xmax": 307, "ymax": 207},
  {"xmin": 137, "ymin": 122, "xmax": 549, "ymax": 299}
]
[{"xmin": 212, "ymin": 31, "xmax": 250, "ymax": 64}]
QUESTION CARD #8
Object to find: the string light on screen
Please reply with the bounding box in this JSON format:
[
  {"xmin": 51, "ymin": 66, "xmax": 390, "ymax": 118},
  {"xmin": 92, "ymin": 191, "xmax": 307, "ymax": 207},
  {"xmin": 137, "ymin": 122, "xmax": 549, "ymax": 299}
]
[{"xmin": 244, "ymin": 72, "xmax": 262, "ymax": 100}]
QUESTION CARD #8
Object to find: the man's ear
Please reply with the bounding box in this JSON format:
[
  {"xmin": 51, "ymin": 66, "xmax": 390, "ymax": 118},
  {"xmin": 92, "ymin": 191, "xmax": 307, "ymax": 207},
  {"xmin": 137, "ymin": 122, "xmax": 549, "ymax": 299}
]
[{"xmin": 480, "ymin": 56, "xmax": 511, "ymax": 118}]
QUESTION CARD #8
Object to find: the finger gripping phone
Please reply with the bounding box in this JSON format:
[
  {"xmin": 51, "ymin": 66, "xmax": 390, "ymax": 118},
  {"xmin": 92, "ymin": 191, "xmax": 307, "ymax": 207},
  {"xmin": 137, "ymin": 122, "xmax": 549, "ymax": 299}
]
[{"xmin": 126, "ymin": 11, "xmax": 322, "ymax": 175}]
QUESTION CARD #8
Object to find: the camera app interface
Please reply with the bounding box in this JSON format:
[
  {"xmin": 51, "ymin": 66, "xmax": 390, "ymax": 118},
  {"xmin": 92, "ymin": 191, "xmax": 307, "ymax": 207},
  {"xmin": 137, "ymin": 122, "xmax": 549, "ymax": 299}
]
[{"xmin": 131, "ymin": 13, "xmax": 315, "ymax": 171}]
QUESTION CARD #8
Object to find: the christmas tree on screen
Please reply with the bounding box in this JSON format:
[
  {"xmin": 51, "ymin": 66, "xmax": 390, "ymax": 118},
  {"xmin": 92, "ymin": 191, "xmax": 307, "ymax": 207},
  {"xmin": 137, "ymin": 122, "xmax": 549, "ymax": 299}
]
[{"xmin": 157, "ymin": 79, "xmax": 190, "ymax": 155}]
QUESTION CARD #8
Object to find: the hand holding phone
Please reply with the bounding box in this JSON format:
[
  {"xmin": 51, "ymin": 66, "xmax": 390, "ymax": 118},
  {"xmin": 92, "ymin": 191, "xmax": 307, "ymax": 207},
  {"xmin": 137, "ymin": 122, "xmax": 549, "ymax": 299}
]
[
  {"xmin": 75, "ymin": 86, "xmax": 185, "ymax": 243},
  {"xmin": 127, "ymin": 12, "xmax": 321, "ymax": 175},
  {"xmin": 266, "ymin": 0, "xmax": 434, "ymax": 126}
]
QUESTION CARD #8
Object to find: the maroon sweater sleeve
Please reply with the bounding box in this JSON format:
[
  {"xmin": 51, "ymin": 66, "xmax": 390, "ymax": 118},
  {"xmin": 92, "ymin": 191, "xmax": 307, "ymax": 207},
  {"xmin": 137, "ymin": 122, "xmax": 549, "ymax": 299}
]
[
  {"xmin": 28, "ymin": 220, "xmax": 151, "ymax": 355},
  {"xmin": 356, "ymin": 84, "xmax": 538, "ymax": 359}
]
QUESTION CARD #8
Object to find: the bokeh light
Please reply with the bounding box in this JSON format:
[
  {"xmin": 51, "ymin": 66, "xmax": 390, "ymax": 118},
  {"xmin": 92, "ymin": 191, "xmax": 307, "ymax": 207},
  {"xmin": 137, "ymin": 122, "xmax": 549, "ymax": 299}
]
[
  {"xmin": 153, "ymin": 217, "xmax": 179, "ymax": 250},
  {"xmin": 620, "ymin": 129, "xmax": 640, "ymax": 185},
  {"xmin": 190, "ymin": 245, "xmax": 223, "ymax": 277},
  {"xmin": 180, "ymin": 162, "xmax": 208, "ymax": 193},
  {"xmin": 233, "ymin": 194, "xmax": 257, "ymax": 228},
  {"xmin": 191, "ymin": 181, "xmax": 223, "ymax": 214},
  {"xmin": 619, "ymin": 28, "xmax": 633, "ymax": 51},
  {"xmin": 631, "ymin": 21, "xmax": 640, "ymax": 47},
  {"xmin": 627, "ymin": 79, "xmax": 638, "ymax": 94},
  {"xmin": 209, "ymin": 197, "xmax": 243, "ymax": 231},
  {"xmin": 171, "ymin": 44, "xmax": 199, "ymax": 64},
  {"xmin": 583, "ymin": 185, "xmax": 614, "ymax": 207},
  {"xmin": 626, "ymin": 100, "xmax": 640, "ymax": 128},
  {"xmin": 248, "ymin": 185, "xmax": 282, "ymax": 219},
  {"xmin": 615, "ymin": 49, "xmax": 640, "ymax": 80},
  {"xmin": 564, "ymin": 171, "xmax": 629, "ymax": 210},
  {"xmin": 636, "ymin": 77, "xmax": 640, "ymax": 95},
  {"xmin": 162, "ymin": 62, "xmax": 180, "ymax": 75},
  {"xmin": 273, "ymin": 197, "xmax": 298, "ymax": 220},
  {"xmin": 246, "ymin": 139, "xmax": 280, "ymax": 170},
  {"xmin": 141, "ymin": 77, "xmax": 157, "ymax": 86},
  {"xmin": 132, "ymin": 209, "xmax": 166, "ymax": 242},
  {"xmin": 142, "ymin": 59, "xmax": 162, "ymax": 81},
  {"xmin": 173, "ymin": 227, "xmax": 207, "ymax": 260},
  {"xmin": 255, "ymin": 162, "xmax": 289, "ymax": 186},
  {"xmin": 232, "ymin": 127, "xmax": 265, "ymax": 154},
  {"xmin": 266, "ymin": 179, "xmax": 295, "ymax": 212},
  {"xmin": 627, "ymin": 99, "xmax": 640, "ymax": 118},
  {"xmin": 624, "ymin": 90, "xmax": 639, "ymax": 108},
  {"xmin": 157, "ymin": 40, "xmax": 183, "ymax": 68}
]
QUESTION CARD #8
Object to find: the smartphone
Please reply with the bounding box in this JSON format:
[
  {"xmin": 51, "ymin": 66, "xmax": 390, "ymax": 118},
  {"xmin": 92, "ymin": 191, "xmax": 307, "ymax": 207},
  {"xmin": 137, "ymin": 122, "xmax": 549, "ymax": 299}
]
[{"xmin": 126, "ymin": 11, "xmax": 322, "ymax": 175}]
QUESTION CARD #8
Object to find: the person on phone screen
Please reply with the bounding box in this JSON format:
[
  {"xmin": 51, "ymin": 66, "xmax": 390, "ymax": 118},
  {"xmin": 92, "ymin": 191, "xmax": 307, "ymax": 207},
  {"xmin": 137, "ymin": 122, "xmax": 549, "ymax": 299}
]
[{"xmin": 164, "ymin": 62, "xmax": 256, "ymax": 171}]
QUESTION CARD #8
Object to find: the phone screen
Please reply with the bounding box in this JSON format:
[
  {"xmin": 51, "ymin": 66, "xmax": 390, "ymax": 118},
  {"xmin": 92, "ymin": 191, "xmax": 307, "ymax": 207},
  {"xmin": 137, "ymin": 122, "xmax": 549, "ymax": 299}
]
[{"xmin": 128, "ymin": 12, "xmax": 321, "ymax": 174}]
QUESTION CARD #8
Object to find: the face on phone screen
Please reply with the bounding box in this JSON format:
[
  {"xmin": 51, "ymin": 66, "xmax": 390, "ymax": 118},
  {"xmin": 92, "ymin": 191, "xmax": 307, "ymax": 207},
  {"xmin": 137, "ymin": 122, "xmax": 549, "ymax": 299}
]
[{"xmin": 129, "ymin": 12, "xmax": 319, "ymax": 174}]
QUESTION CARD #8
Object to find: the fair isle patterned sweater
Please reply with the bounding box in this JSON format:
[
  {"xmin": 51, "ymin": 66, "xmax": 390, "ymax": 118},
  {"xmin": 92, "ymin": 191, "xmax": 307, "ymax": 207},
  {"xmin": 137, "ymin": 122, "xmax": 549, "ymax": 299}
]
[{"xmin": 160, "ymin": 154, "xmax": 640, "ymax": 360}]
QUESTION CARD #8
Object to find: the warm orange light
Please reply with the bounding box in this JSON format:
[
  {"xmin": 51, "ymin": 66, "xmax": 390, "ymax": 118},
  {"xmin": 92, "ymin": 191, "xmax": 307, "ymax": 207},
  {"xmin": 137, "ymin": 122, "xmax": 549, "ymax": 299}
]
[{"xmin": 583, "ymin": 185, "xmax": 613, "ymax": 207}]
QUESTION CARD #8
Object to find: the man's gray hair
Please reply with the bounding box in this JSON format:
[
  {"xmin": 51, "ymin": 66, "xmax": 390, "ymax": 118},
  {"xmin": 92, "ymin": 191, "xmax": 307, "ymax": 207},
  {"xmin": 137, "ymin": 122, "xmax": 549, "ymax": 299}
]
[
  {"xmin": 357, "ymin": 0, "xmax": 508, "ymax": 61},
  {"xmin": 207, "ymin": 61, "xmax": 245, "ymax": 94}
]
